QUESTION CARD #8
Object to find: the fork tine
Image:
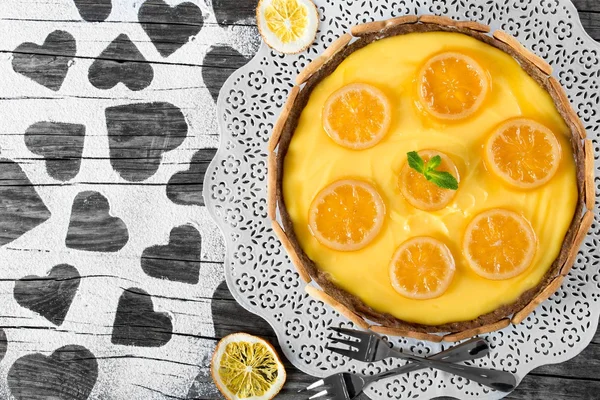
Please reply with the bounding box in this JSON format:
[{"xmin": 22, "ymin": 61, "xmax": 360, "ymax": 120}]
[
  {"xmin": 308, "ymin": 389, "xmax": 329, "ymax": 399},
  {"xmin": 329, "ymin": 326, "xmax": 370, "ymax": 340},
  {"xmin": 328, "ymin": 337, "xmax": 358, "ymax": 348},
  {"xmin": 298, "ymin": 379, "xmax": 325, "ymax": 393},
  {"xmin": 326, "ymin": 345, "xmax": 360, "ymax": 359}
]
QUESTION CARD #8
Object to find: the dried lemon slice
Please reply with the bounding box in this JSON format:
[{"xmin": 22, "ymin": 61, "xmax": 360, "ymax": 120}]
[
  {"xmin": 485, "ymin": 118, "xmax": 562, "ymax": 189},
  {"xmin": 463, "ymin": 209, "xmax": 537, "ymax": 280},
  {"xmin": 323, "ymin": 83, "xmax": 392, "ymax": 150},
  {"xmin": 389, "ymin": 237, "xmax": 456, "ymax": 300},
  {"xmin": 256, "ymin": 0, "xmax": 319, "ymax": 54},
  {"xmin": 211, "ymin": 332, "xmax": 286, "ymax": 400},
  {"xmin": 418, "ymin": 52, "xmax": 489, "ymax": 120},
  {"xmin": 309, "ymin": 179, "xmax": 386, "ymax": 251}
]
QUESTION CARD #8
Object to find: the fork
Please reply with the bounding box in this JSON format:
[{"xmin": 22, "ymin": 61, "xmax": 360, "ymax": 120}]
[
  {"xmin": 326, "ymin": 327, "xmax": 516, "ymax": 392},
  {"xmin": 301, "ymin": 336, "xmax": 491, "ymax": 400}
]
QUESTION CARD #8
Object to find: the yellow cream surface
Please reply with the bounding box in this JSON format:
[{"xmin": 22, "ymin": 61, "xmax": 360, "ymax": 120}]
[{"xmin": 283, "ymin": 32, "xmax": 578, "ymax": 325}]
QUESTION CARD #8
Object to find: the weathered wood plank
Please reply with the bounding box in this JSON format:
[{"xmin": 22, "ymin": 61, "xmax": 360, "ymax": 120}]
[
  {"xmin": 24, "ymin": 122, "xmax": 85, "ymax": 181},
  {"xmin": 0, "ymin": 20, "xmax": 259, "ymax": 65},
  {"xmin": 572, "ymin": 0, "xmax": 600, "ymax": 13},
  {"xmin": 71, "ymin": 0, "xmax": 112, "ymax": 22},
  {"xmin": 0, "ymin": 159, "xmax": 51, "ymax": 247},
  {"xmin": 141, "ymin": 225, "xmax": 202, "ymax": 284},
  {"xmin": 578, "ymin": 11, "xmax": 600, "ymax": 41},
  {"xmin": 212, "ymin": 0, "xmax": 258, "ymax": 25},
  {"xmin": 7, "ymin": 344, "xmax": 98, "ymax": 400},
  {"xmin": 13, "ymin": 264, "xmax": 81, "ymax": 326},
  {"xmin": 166, "ymin": 148, "xmax": 218, "ymax": 207},
  {"xmin": 0, "ymin": 0, "xmax": 598, "ymax": 399},
  {"xmin": 65, "ymin": 191, "xmax": 129, "ymax": 252}
]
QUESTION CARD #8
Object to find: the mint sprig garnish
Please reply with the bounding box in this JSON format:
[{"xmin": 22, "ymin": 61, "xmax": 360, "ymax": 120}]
[{"xmin": 407, "ymin": 151, "xmax": 459, "ymax": 190}]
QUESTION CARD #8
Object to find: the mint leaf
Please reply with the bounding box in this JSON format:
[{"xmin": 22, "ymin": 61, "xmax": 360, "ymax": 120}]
[
  {"xmin": 426, "ymin": 170, "xmax": 459, "ymax": 190},
  {"xmin": 407, "ymin": 151, "xmax": 425, "ymax": 174},
  {"xmin": 407, "ymin": 151, "xmax": 459, "ymax": 191},
  {"xmin": 426, "ymin": 155, "xmax": 442, "ymax": 171}
]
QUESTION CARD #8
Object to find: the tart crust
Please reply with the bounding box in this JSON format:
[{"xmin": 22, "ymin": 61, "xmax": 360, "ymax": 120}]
[{"xmin": 268, "ymin": 16, "xmax": 591, "ymax": 337}]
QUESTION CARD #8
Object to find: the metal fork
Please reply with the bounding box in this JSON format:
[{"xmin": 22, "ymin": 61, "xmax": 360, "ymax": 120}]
[
  {"xmin": 301, "ymin": 336, "xmax": 490, "ymax": 400},
  {"xmin": 324, "ymin": 327, "xmax": 516, "ymax": 393}
]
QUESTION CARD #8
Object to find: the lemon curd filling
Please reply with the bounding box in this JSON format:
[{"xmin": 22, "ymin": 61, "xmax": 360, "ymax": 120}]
[{"xmin": 282, "ymin": 31, "xmax": 579, "ymax": 326}]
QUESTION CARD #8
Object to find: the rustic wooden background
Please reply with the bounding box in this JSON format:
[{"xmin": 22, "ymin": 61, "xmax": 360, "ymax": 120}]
[{"xmin": 0, "ymin": 0, "xmax": 598, "ymax": 399}]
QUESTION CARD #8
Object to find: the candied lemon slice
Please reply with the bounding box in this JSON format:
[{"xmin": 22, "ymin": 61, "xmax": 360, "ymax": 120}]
[
  {"xmin": 418, "ymin": 52, "xmax": 489, "ymax": 120},
  {"xmin": 463, "ymin": 209, "xmax": 537, "ymax": 280},
  {"xmin": 256, "ymin": 0, "xmax": 318, "ymax": 54},
  {"xmin": 399, "ymin": 150, "xmax": 460, "ymax": 211},
  {"xmin": 389, "ymin": 237, "xmax": 456, "ymax": 300},
  {"xmin": 309, "ymin": 179, "xmax": 386, "ymax": 251},
  {"xmin": 211, "ymin": 333, "xmax": 286, "ymax": 400},
  {"xmin": 485, "ymin": 118, "xmax": 562, "ymax": 189},
  {"xmin": 323, "ymin": 83, "xmax": 392, "ymax": 150}
]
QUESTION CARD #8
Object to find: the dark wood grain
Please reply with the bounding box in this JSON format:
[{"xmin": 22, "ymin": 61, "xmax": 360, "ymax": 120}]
[
  {"xmin": 88, "ymin": 34, "xmax": 154, "ymax": 91},
  {"xmin": 7, "ymin": 345, "xmax": 98, "ymax": 400},
  {"xmin": 72, "ymin": 0, "xmax": 112, "ymax": 22},
  {"xmin": 11, "ymin": 30, "xmax": 76, "ymax": 91},
  {"xmin": 24, "ymin": 122, "xmax": 85, "ymax": 181},
  {"xmin": 573, "ymin": 0, "xmax": 600, "ymax": 13},
  {"xmin": 141, "ymin": 224, "xmax": 202, "ymax": 284},
  {"xmin": 14, "ymin": 264, "xmax": 81, "ymax": 326},
  {"xmin": 202, "ymin": 46, "xmax": 251, "ymax": 102},
  {"xmin": 105, "ymin": 102, "xmax": 188, "ymax": 182},
  {"xmin": 111, "ymin": 287, "xmax": 173, "ymax": 347},
  {"xmin": 0, "ymin": 328, "xmax": 7, "ymax": 363},
  {"xmin": 0, "ymin": 159, "xmax": 51, "ymax": 247},
  {"xmin": 167, "ymin": 148, "xmax": 218, "ymax": 206},
  {"xmin": 65, "ymin": 191, "xmax": 129, "ymax": 252},
  {"xmin": 139, "ymin": 0, "xmax": 204, "ymax": 58},
  {"xmin": 578, "ymin": 11, "xmax": 600, "ymax": 40},
  {"xmin": 0, "ymin": 1, "xmax": 598, "ymax": 399},
  {"xmin": 212, "ymin": 0, "xmax": 258, "ymax": 25}
]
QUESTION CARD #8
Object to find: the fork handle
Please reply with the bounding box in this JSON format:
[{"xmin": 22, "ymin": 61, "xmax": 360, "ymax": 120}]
[
  {"xmin": 399, "ymin": 354, "xmax": 517, "ymax": 392},
  {"xmin": 363, "ymin": 338, "xmax": 489, "ymax": 385}
]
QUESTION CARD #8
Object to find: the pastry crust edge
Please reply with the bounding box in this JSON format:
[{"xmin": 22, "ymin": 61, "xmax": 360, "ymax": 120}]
[{"xmin": 267, "ymin": 16, "xmax": 590, "ymax": 340}]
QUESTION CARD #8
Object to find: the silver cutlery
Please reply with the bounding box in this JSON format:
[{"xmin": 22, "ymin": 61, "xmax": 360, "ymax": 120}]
[
  {"xmin": 326, "ymin": 327, "xmax": 516, "ymax": 392},
  {"xmin": 301, "ymin": 327, "xmax": 516, "ymax": 399},
  {"xmin": 301, "ymin": 335, "xmax": 490, "ymax": 400}
]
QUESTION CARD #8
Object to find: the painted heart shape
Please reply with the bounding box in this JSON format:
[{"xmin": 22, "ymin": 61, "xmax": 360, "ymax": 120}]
[
  {"xmin": 12, "ymin": 30, "xmax": 76, "ymax": 91},
  {"xmin": 202, "ymin": 45, "xmax": 250, "ymax": 103},
  {"xmin": 112, "ymin": 288, "xmax": 173, "ymax": 347},
  {"xmin": 14, "ymin": 264, "xmax": 81, "ymax": 326},
  {"xmin": 0, "ymin": 329, "xmax": 6, "ymax": 363},
  {"xmin": 66, "ymin": 191, "xmax": 129, "ymax": 252},
  {"xmin": 105, "ymin": 102, "xmax": 187, "ymax": 182},
  {"xmin": 212, "ymin": 0, "xmax": 257, "ymax": 25},
  {"xmin": 138, "ymin": 0, "xmax": 203, "ymax": 58},
  {"xmin": 166, "ymin": 148, "xmax": 217, "ymax": 206},
  {"xmin": 8, "ymin": 345, "xmax": 98, "ymax": 400},
  {"xmin": 88, "ymin": 34, "xmax": 154, "ymax": 91},
  {"xmin": 72, "ymin": 0, "xmax": 112, "ymax": 22},
  {"xmin": 0, "ymin": 158, "xmax": 51, "ymax": 247},
  {"xmin": 141, "ymin": 225, "xmax": 202, "ymax": 284},
  {"xmin": 25, "ymin": 122, "xmax": 85, "ymax": 181}
]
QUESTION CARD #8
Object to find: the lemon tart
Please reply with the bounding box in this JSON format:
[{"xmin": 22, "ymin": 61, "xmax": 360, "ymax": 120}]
[{"xmin": 267, "ymin": 16, "xmax": 595, "ymax": 340}]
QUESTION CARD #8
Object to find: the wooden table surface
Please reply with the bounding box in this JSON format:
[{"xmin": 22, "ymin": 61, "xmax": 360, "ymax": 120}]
[{"xmin": 0, "ymin": 0, "xmax": 598, "ymax": 399}]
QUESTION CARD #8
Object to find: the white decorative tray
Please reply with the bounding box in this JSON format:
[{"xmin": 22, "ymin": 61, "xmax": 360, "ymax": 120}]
[{"xmin": 204, "ymin": 1, "xmax": 600, "ymax": 398}]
